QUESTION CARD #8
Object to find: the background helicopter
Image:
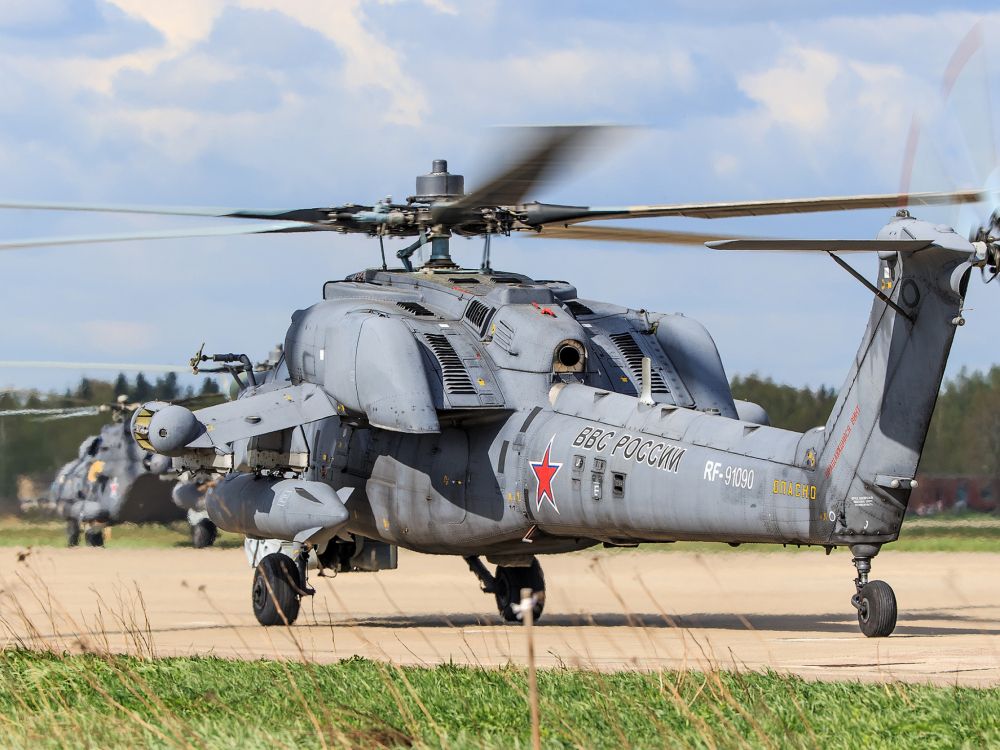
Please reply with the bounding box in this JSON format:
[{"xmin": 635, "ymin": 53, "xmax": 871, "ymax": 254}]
[
  {"xmin": 0, "ymin": 372, "xmax": 227, "ymax": 546},
  {"xmin": 49, "ymin": 395, "xmax": 182, "ymax": 547},
  {"xmin": 1, "ymin": 125, "xmax": 992, "ymax": 637}
]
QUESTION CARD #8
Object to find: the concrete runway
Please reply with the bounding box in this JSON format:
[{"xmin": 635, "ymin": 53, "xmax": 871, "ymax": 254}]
[{"xmin": 1, "ymin": 546, "xmax": 998, "ymax": 685}]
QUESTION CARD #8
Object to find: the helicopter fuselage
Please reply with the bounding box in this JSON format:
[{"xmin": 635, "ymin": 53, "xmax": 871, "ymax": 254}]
[{"xmin": 51, "ymin": 420, "xmax": 180, "ymax": 526}]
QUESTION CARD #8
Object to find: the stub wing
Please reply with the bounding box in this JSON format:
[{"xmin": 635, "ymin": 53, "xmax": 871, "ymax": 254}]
[
  {"xmin": 133, "ymin": 382, "xmax": 339, "ymax": 456},
  {"xmin": 188, "ymin": 383, "xmax": 338, "ymax": 449}
]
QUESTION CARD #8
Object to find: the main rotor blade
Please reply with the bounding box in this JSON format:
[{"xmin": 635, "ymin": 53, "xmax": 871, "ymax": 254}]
[
  {"xmin": 0, "ymin": 200, "xmax": 330, "ymax": 222},
  {"xmin": 0, "ymin": 361, "xmax": 190, "ymax": 373},
  {"xmin": 0, "ymin": 221, "xmax": 315, "ymax": 251},
  {"xmin": 435, "ymin": 126, "xmax": 603, "ymax": 224},
  {"xmin": 707, "ymin": 239, "xmax": 933, "ymax": 252},
  {"xmin": 531, "ymin": 189, "xmax": 987, "ymax": 224},
  {"xmin": 0, "ymin": 406, "xmax": 100, "ymax": 418},
  {"xmin": 530, "ymin": 224, "xmax": 738, "ymax": 245}
]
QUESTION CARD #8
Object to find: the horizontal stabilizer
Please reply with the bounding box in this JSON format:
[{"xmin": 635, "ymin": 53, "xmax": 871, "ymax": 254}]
[{"xmin": 706, "ymin": 239, "xmax": 933, "ymax": 252}]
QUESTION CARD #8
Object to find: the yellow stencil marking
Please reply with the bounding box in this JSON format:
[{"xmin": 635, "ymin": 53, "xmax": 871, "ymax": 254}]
[{"xmin": 87, "ymin": 461, "xmax": 105, "ymax": 482}]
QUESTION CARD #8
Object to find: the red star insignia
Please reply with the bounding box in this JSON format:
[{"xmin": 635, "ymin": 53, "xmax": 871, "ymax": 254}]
[{"xmin": 530, "ymin": 436, "xmax": 562, "ymax": 513}]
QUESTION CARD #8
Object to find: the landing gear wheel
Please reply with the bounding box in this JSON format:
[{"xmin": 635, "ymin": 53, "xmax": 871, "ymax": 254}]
[
  {"xmin": 84, "ymin": 527, "xmax": 104, "ymax": 548},
  {"xmin": 191, "ymin": 519, "xmax": 218, "ymax": 549},
  {"xmin": 494, "ymin": 560, "xmax": 545, "ymax": 623},
  {"xmin": 252, "ymin": 553, "xmax": 302, "ymax": 626},
  {"xmin": 66, "ymin": 518, "xmax": 80, "ymax": 547},
  {"xmin": 855, "ymin": 580, "xmax": 897, "ymax": 638}
]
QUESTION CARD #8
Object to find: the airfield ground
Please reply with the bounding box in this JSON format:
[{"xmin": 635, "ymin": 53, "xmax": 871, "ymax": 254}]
[{"xmin": 0, "ymin": 542, "xmax": 997, "ymax": 687}]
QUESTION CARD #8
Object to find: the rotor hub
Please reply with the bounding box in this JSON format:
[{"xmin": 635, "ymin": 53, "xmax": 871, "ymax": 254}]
[{"xmin": 413, "ymin": 159, "xmax": 464, "ymax": 203}]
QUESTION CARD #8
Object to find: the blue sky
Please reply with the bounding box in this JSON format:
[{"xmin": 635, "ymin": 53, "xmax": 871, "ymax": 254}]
[{"xmin": 2, "ymin": 1, "xmax": 1000, "ymax": 393}]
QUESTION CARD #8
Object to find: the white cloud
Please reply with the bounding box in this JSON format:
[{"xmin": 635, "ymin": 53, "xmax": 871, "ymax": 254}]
[
  {"xmin": 40, "ymin": 1, "xmax": 427, "ymax": 124},
  {"xmin": 419, "ymin": 0, "xmax": 457, "ymax": 14},
  {"xmin": 375, "ymin": 0, "xmax": 458, "ymax": 15},
  {"xmin": 107, "ymin": 0, "xmax": 224, "ymax": 47},
  {"xmin": 236, "ymin": 0, "xmax": 428, "ymax": 124},
  {"xmin": 74, "ymin": 0, "xmax": 226, "ymax": 94},
  {"xmin": 738, "ymin": 47, "xmax": 841, "ymax": 135}
]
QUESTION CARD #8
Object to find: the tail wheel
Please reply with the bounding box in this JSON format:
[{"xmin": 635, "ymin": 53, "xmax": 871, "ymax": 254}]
[
  {"xmin": 252, "ymin": 552, "xmax": 302, "ymax": 626},
  {"xmin": 191, "ymin": 519, "xmax": 218, "ymax": 549},
  {"xmin": 494, "ymin": 560, "xmax": 546, "ymax": 623},
  {"xmin": 856, "ymin": 580, "xmax": 897, "ymax": 638}
]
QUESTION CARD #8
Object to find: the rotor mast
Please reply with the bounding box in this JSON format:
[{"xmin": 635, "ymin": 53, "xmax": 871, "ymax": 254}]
[{"xmin": 413, "ymin": 160, "xmax": 464, "ymax": 268}]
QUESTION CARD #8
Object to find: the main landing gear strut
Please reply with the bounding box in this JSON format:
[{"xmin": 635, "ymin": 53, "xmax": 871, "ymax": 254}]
[
  {"xmin": 466, "ymin": 555, "xmax": 546, "ymax": 623},
  {"xmin": 850, "ymin": 544, "xmax": 897, "ymax": 638}
]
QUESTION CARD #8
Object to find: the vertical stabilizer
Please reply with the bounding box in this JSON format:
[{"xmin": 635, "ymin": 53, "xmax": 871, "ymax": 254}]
[{"xmin": 816, "ymin": 229, "xmax": 971, "ymax": 545}]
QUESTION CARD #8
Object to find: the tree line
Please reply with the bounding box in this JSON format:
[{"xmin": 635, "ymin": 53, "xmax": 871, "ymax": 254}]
[
  {"xmin": 732, "ymin": 368, "xmax": 1000, "ymax": 478},
  {"xmin": 9, "ymin": 371, "xmax": 221, "ymax": 409}
]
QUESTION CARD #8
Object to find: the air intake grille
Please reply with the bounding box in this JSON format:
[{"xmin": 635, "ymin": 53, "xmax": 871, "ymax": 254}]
[
  {"xmin": 608, "ymin": 332, "xmax": 669, "ymax": 394},
  {"xmin": 397, "ymin": 301, "xmax": 434, "ymax": 316},
  {"xmin": 424, "ymin": 334, "xmax": 477, "ymax": 394},
  {"xmin": 565, "ymin": 299, "xmax": 594, "ymax": 316},
  {"xmin": 465, "ymin": 299, "xmax": 492, "ymax": 329}
]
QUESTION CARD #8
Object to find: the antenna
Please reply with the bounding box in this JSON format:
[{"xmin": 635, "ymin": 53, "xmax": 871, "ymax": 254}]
[{"xmin": 639, "ymin": 356, "xmax": 654, "ymax": 406}]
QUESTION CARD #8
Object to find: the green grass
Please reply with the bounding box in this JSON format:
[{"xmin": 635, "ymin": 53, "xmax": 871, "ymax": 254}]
[
  {"xmin": 0, "ymin": 651, "xmax": 995, "ymax": 749},
  {"xmin": 893, "ymin": 518, "xmax": 1000, "ymax": 552},
  {"xmin": 0, "ymin": 519, "xmax": 243, "ymax": 550}
]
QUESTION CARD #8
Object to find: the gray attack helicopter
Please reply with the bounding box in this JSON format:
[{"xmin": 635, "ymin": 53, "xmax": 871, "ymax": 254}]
[
  {"xmin": 2, "ymin": 386, "xmax": 225, "ymax": 547},
  {"xmin": 3, "ymin": 127, "xmax": 995, "ymax": 636},
  {"xmin": 47, "ymin": 397, "xmax": 183, "ymax": 546}
]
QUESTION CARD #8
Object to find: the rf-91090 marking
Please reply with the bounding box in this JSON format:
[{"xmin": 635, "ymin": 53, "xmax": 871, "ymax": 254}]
[{"xmin": 703, "ymin": 461, "xmax": 755, "ymax": 489}]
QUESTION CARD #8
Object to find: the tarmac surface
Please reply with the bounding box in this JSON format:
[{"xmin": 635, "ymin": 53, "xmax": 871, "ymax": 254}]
[{"xmin": 1, "ymin": 545, "xmax": 998, "ymax": 685}]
